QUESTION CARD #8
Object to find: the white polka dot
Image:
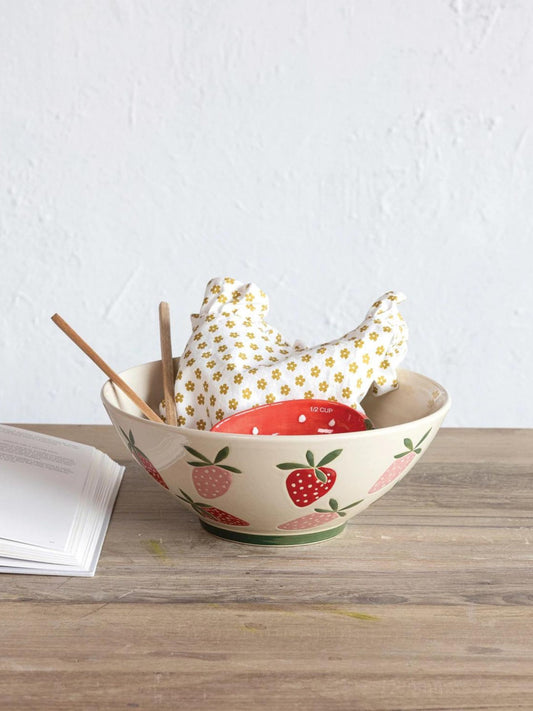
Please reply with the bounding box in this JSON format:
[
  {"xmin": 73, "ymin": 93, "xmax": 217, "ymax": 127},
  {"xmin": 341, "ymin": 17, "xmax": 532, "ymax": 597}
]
[
  {"xmin": 298, "ymin": 414, "xmax": 306, "ymax": 423},
  {"xmin": 252, "ymin": 426, "xmax": 259, "ymax": 435}
]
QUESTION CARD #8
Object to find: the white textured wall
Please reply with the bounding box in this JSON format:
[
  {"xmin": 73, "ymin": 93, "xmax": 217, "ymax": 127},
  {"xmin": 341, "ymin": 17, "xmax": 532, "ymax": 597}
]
[{"xmin": 1, "ymin": 0, "xmax": 532, "ymax": 427}]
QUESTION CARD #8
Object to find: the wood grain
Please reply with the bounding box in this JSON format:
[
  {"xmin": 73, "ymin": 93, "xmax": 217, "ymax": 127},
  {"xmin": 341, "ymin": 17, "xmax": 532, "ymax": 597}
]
[{"xmin": 1, "ymin": 426, "xmax": 532, "ymax": 710}]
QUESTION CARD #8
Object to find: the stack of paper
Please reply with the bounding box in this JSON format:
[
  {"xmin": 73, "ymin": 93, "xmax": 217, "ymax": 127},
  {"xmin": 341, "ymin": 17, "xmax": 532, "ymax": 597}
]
[{"xmin": 0, "ymin": 424, "xmax": 124, "ymax": 576}]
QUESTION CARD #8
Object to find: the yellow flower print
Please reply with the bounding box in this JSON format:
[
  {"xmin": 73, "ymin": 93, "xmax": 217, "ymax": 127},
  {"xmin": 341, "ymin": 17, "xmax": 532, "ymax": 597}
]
[
  {"xmin": 317, "ymin": 347, "xmax": 327, "ymax": 354},
  {"xmin": 238, "ymin": 352, "xmax": 247, "ymax": 360},
  {"xmin": 391, "ymin": 378, "xmax": 398, "ymax": 388},
  {"xmin": 348, "ymin": 362, "xmax": 358, "ymax": 373},
  {"xmin": 229, "ymin": 331, "xmax": 239, "ymax": 338},
  {"xmin": 225, "ymin": 319, "xmax": 235, "ymax": 328},
  {"xmin": 354, "ymin": 339, "xmax": 364, "ymax": 349},
  {"xmin": 246, "ymin": 332, "xmax": 256, "ymax": 339},
  {"xmin": 340, "ymin": 348, "xmax": 350, "ymax": 359},
  {"xmin": 214, "ymin": 335, "xmax": 223, "ymax": 343},
  {"xmin": 243, "ymin": 317, "xmax": 252, "ymax": 327},
  {"xmin": 245, "ymin": 292, "xmax": 255, "ymax": 302},
  {"xmin": 202, "ymin": 297, "xmax": 208, "ymax": 306},
  {"xmin": 242, "ymin": 388, "xmax": 252, "ymax": 399},
  {"xmin": 279, "ymin": 348, "xmax": 289, "ymax": 355},
  {"xmin": 304, "ymin": 390, "xmax": 314, "ymax": 399},
  {"xmin": 218, "ymin": 345, "xmax": 227, "ymax": 353},
  {"xmin": 208, "ymin": 324, "xmax": 218, "ymax": 332},
  {"xmin": 383, "ymin": 325, "xmax": 391, "ymax": 332},
  {"xmin": 380, "ymin": 359, "xmax": 390, "ymax": 369},
  {"xmin": 310, "ymin": 366, "xmax": 320, "ymax": 377},
  {"xmin": 177, "ymin": 416, "xmax": 186, "ymax": 426},
  {"xmin": 271, "ymin": 368, "xmax": 281, "ymax": 380},
  {"xmin": 206, "ymin": 360, "xmax": 216, "ymax": 369},
  {"xmin": 265, "ymin": 346, "xmax": 274, "ymax": 353},
  {"xmin": 295, "ymin": 375, "xmax": 305, "ymax": 386},
  {"xmin": 325, "ymin": 357, "xmax": 335, "ymax": 367},
  {"xmin": 215, "ymin": 408, "xmax": 225, "ymax": 420},
  {"xmin": 265, "ymin": 393, "xmax": 276, "ymax": 404},
  {"xmin": 250, "ymin": 343, "xmax": 259, "ymax": 351},
  {"xmin": 318, "ymin": 381, "xmax": 328, "ymax": 393},
  {"xmin": 286, "ymin": 361, "xmax": 297, "ymax": 371},
  {"xmin": 205, "ymin": 314, "xmax": 216, "ymax": 322},
  {"xmin": 196, "ymin": 420, "xmax": 206, "ymax": 431},
  {"xmin": 228, "ymin": 399, "xmax": 238, "ymax": 410},
  {"xmin": 369, "ymin": 332, "xmax": 378, "ymax": 341},
  {"xmin": 362, "ymin": 354, "xmax": 370, "ymax": 364},
  {"xmin": 197, "ymin": 342, "xmax": 207, "ymax": 350},
  {"xmin": 203, "ymin": 382, "xmax": 209, "ymax": 392},
  {"xmin": 217, "ymin": 294, "xmax": 228, "ymax": 303},
  {"xmin": 220, "ymin": 383, "xmax": 229, "ymax": 395},
  {"xmin": 184, "ymin": 349, "xmax": 192, "ymax": 358},
  {"xmin": 177, "ymin": 371, "xmax": 183, "ymax": 381},
  {"xmin": 275, "ymin": 333, "xmax": 283, "ymax": 344},
  {"xmin": 224, "ymin": 277, "xmax": 235, "ymax": 284},
  {"xmin": 227, "ymin": 363, "xmax": 236, "ymax": 370},
  {"xmin": 234, "ymin": 373, "xmax": 243, "ymax": 384},
  {"xmin": 194, "ymin": 367, "xmax": 202, "ymax": 379},
  {"xmin": 248, "ymin": 367, "xmax": 258, "ymax": 375},
  {"xmin": 280, "ymin": 384, "xmax": 290, "ymax": 396},
  {"xmin": 376, "ymin": 345, "xmax": 384, "ymax": 355},
  {"xmin": 387, "ymin": 293, "xmax": 398, "ymax": 301},
  {"xmin": 327, "ymin": 396, "xmax": 337, "ymax": 402},
  {"xmin": 212, "ymin": 371, "xmax": 222, "ymax": 382},
  {"xmin": 359, "ymin": 325, "xmax": 368, "ymax": 332},
  {"xmin": 193, "ymin": 333, "xmax": 202, "ymax": 341},
  {"xmin": 197, "ymin": 393, "xmax": 205, "ymax": 405},
  {"xmin": 377, "ymin": 376, "xmax": 386, "ymax": 386},
  {"xmin": 357, "ymin": 378, "xmax": 363, "ymax": 389},
  {"xmin": 301, "ymin": 354, "xmax": 312, "ymax": 363},
  {"xmin": 268, "ymin": 356, "xmax": 278, "ymax": 362},
  {"xmin": 366, "ymin": 368, "xmax": 373, "ymax": 378},
  {"xmin": 185, "ymin": 405, "xmax": 194, "ymax": 416},
  {"xmin": 185, "ymin": 381, "xmax": 195, "ymax": 392},
  {"xmin": 210, "ymin": 284, "xmax": 221, "ymax": 294},
  {"xmin": 257, "ymin": 378, "xmax": 267, "ymax": 390},
  {"xmin": 246, "ymin": 303, "xmax": 256, "ymax": 311},
  {"xmin": 372, "ymin": 299, "xmax": 382, "ymax": 308},
  {"xmin": 176, "ymin": 392, "xmax": 184, "ymax": 403},
  {"xmin": 253, "ymin": 355, "xmax": 263, "ymax": 361},
  {"xmin": 334, "ymin": 372, "xmax": 344, "ymax": 383},
  {"xmin": 373, "ymin": 318, "xmax": 381, "ymax": 325},
  {"xmin": 232, "ymin": 290, "xmax": 241, "ymax": 301},
  {"xmin": 342, "ymin": 387, "xmax": 352, "ymax": 398},
  {"xmin": 234, "ymin": 341, "xmax": 244, "ymax": 348},
  {"xmin": 186, "ymin": 358, "xmax": 195, "ymax": 367}
]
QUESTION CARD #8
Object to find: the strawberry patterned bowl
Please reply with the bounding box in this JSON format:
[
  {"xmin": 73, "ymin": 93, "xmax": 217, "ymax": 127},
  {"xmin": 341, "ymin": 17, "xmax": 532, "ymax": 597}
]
[{"xmin": 101, "ymin": 360, "xmax": 450, "ymax": 546}]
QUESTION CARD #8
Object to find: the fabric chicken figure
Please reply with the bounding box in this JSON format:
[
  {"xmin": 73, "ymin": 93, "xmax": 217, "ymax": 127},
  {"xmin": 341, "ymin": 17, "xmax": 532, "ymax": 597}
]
[{"xmin": 162, "ymin": 277, "xmax": 408, "ymax": 429}]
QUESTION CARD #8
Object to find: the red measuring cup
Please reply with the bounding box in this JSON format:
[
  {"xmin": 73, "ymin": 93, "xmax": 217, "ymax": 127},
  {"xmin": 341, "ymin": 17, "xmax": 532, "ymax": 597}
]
[{"xmin": 210, "ymin": 399, "xmax": 373, "ymax": 435}]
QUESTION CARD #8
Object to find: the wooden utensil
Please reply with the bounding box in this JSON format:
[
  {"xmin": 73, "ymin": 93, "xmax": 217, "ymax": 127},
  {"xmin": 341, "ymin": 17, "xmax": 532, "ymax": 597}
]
[
  {"xmin": 158, "ymin": 302, "xmax": 177, "ymax": 426},
  {"xmin": 51, "ymin": 313, "xmax": 164, "ymax": 424}
]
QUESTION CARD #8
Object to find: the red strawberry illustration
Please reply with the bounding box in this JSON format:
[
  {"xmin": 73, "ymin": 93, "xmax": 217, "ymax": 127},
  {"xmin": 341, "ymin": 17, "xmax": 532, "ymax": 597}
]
[
  {"xmin": 276, "ymin": 449, "xmax": 342, "ymax": 507},
  {"xmin": 121, "ymin": 428, "xmax": 169, "ymax": 489},
  {"xmin": 278, "ymin": 497, "xmax": 363, "ymax": 530},
  {"xmin": 184, "ymin": 445, "xmax": 241, "ymax": 498},
  {"xmin": 368, "ymin": 429, "xmax": 432, "ymax": 494},
  {"xmin": 176, "ymin": 489, "xmax": 250, "ymax": 526}
]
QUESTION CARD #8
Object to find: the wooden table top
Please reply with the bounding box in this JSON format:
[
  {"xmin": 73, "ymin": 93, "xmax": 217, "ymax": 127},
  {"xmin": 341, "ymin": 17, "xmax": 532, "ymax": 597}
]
[{"xmin": 1, "ymin": 426, "xmax": 532, "ymax": 710}]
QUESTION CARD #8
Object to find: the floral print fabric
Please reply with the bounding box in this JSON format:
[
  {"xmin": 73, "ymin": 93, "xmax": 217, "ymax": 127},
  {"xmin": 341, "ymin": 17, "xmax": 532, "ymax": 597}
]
[{"xmin": 161, "ymin": 277, "xmax": 408, "ymax": 429}]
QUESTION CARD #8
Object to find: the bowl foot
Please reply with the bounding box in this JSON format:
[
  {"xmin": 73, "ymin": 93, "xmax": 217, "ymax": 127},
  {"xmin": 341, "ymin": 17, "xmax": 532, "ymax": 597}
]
[{"xmin": 199, "ymin": 520, "xmax": 346, "ymax": 546}]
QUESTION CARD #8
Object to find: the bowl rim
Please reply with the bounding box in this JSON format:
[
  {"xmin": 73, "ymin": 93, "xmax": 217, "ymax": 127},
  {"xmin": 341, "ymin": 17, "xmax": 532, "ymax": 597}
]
[{"xmin": 101, "ymin": 361, "xmax": 451, "ymax": 442}]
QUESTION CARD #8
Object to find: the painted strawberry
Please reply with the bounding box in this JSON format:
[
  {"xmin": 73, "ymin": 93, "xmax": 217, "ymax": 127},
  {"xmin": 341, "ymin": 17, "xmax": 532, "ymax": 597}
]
[
  {"xmin": 176, "ymin": 489, "xmax": 250, "ymax": 526},
  {"xmin": 368, "ymin": 429, "xmax": 432, "ymax": 494},
  {"xmin": 276, "ymin": 449, "xmax": 342, "ymax": 507},
  {"xmin": 278, "ymin": 497, "xmax": 364, "ymax": 530},
  {"xmin": 184, "ymin": 445, "xmax": 241, "ymax": 498},
  {"xmin": 121, "ymin": 427, "xmax": 169, "ymax": 489}
]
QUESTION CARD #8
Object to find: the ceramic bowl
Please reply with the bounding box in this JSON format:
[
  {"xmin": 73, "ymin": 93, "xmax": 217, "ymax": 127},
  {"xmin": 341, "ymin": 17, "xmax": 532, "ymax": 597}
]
[{"xmin": 101, "ymin": 360, "xmax": 450, "ymax": 546}]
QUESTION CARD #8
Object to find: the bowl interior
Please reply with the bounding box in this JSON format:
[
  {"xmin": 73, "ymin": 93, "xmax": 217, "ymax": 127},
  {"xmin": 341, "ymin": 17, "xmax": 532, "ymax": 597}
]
[{"xmin": 102, "ymin": 359, "xmax": 449, "ymax": 431}]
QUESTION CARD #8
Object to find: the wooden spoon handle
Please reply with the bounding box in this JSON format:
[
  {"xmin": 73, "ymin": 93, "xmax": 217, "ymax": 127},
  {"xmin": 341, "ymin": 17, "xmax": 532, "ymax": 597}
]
[
  {"xmin": 51, "ymin": 313, "xmax": 164, "ymax": 424},
  {"xmin": 159, "ymin": 302, "xmax": 177, "ymax": 426}
]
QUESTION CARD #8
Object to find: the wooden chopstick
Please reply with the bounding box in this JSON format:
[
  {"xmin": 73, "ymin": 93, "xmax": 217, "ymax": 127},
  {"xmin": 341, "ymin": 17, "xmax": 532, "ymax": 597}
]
[
  {"xmin": 51, "ymin": 313, "xmax": 165, "ymax": 424},
  {"xmin": 158, "ymin": 302, "xmax": 177, "ymax": 426}
]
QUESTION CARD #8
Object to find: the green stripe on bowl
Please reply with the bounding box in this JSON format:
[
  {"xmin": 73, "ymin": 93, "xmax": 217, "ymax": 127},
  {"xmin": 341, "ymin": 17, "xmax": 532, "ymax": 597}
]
[{"xmin": 199, "ymin": 520, "xmax": 346, "ymax": 546}]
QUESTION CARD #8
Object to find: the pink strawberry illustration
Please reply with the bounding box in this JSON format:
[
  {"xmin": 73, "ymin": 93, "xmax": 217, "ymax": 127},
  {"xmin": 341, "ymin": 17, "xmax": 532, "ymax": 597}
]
[
  {"xmin": 176, "ymin": 489, "xmax": 250, "ymax": 526},
  {"xmin": 368, "ymin": 429, "xmax": 432, "ymax": 494},
  {"xmin": 184, "ymin": 445, "xmax": 241, "ymax": 498},
  {"xmin": 276, "ymin": 449, "xmax": 342, "ymax": 507},
  {"xmin": 121, "ymin": 428, "xmax": 169, "ymax": 489},
  {"xmin": 278, "ymin": 497, "xmax": 363, "ymax": 530}
]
